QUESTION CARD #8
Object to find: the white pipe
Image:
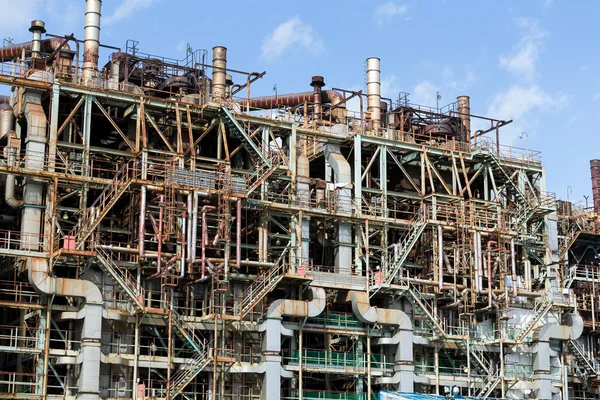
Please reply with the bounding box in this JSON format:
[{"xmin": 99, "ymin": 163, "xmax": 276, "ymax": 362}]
[
  {"xmin": 438, "ymin": 225, "xmax": 443, "ymax": 290},
  {"xmin": 186, "ymin": 193, "xmax": 192, "ymax": 262},
  {"xmin": 366, "ymin": 57, "xmax": 381, "ymax": 127},
  {"xmin": 236, "ymin": 199, "xmax": 241, "ymax": 269},
  {"xmin": 138, "ymin": 185, "xmax": 146, "ymax": 257},
  {"xmin": 83, "ymin": 0, "xmax": 102, "ymax": 85},
  {"xmin": 1, "ymin": 103, "xmax": 22, "ymax": 208},
  {"xmin": 179, "ymin": 209, "xmax": 186, "ymax": 278},
  {"xmin": 29, "ymin": 21, "xmax": 46, "ymax": 59},
  {"xmin": 511, "ymin": 238, "xmax": 517, "ymax": 297},
  {"xmin": 191, "ymin": 191, "xmax": 199, "ymax": 264}
]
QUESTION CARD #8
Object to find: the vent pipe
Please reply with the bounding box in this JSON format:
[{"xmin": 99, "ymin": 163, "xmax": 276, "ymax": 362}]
[
  {"xmin": 83, "ymin": 0, "xmax": 102, "ymax": 85},
  {"xmin": 212, "ymin": 46, "xmax": 227, "ymax": 101},
  {"xmin": 457, "ymin": 95, "xmax": 471, "ymax": 143},
  {"xmin": 29, "ymin": 21, "xmax": 46, "ymax": 59},
  {"xmin": 591, "ymin": 160, "xmax": 600, "ymax": 226},
  {"xmin": 366, "ymin": 57, "xmax": 381, "ymax": 128},
  {"xmin": 310, "ymin": 75, "xmax": 325, "ymax": 120}
]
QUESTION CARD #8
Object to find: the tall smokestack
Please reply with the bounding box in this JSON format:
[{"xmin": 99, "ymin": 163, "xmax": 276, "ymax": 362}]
[
  {"xmin": 212, "ymin": 46, "xmax": 227, "ymax": 101},
  {"xmin": 366, "ymin": 57, "xmax": 381, "ymax": 129},
  {"xmin": 83, "ymin": 0, "xmax": 102, "ymax": 85},
  {"xmin": 591, "ymin": 160, "xmax": 600, "ymax": 217},
  {"xmin": 457, "ymin": 95, "xmax": 470, "ymax": 143},
  {"xmin": 29, "ymin": 21, "xmax": 46, "ymax": 59}
]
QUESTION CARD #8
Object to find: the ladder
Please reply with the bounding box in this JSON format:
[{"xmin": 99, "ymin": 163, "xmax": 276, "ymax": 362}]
[
  {"xmin": 94, "ymin": 242, "xmax": 145, "ymax": 312},
  {"xmin": 169, "ymin": 341, "xmax": 212, "ymax": 398},
  {"xmin": 234, "ymin": 250, "xmax": 289, "ymax": 319},
  {"xmin": 72, "ymin": 162, "xmax": 133, "ymax": 249},
  {"xmin": 218, "ymin": 106, "xmax": 269, "ymax": 165}
]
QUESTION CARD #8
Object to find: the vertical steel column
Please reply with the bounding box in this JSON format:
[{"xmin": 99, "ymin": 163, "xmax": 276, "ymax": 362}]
[{"xmin": 48, "ymin": 83, "xmax": 59, "ymax": 173}]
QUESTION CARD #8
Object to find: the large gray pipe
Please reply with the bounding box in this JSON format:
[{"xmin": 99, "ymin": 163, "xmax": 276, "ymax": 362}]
[
  {"xmin": 83, "ymin": 0, "xmax": 102, "ymax": 84},
  {"xmin": 366, "ymin": 57, "xmax": 381, "ymax": 128},
  {"xmin": 0, "ymin": 103, "xmax": 22, "ymax": 208},
  {"xmin": 324, "ymin": 144, "xmax": 353, "ymax": 275},
  {"xmin": 212, "ymin": 46, "xmax": 227, "ymax": 101},
  {"xmin": 20, "ymin": 91, "xmax": 46, "ymax": 249},
  {"xmin": 28, "ymin": 258, "xmax": 103, "ymax": 399}
]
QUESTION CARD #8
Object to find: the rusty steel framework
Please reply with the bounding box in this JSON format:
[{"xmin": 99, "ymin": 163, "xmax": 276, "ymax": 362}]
[{"xmin": 0, "ymin": 3, "xmax": 599, "ymax": 400}]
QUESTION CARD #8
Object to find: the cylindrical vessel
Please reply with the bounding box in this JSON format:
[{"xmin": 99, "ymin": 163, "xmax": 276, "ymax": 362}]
[
  {"xmin": 457, "ymin": 95, "xmax": 471, "ymax": 142},
  {"xmin": 212, "ymin": 46, "xmax": 227, "ymax": 101},
  {"xmin": 591, "ymin": 160, "xmax": 600, "ymax": 216},
  {"xmin": 366, "ymin": 57, "xmax": 381, "ymax": 128},
  {"xmin": 83, "ymin": 0, "xmax": 102, "ymax": 84}
]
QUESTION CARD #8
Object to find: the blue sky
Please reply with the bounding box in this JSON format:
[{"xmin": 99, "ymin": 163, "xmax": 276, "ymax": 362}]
[{"xmin": 1, "ymin": 0, "xmax": 598, "ymax": 205}]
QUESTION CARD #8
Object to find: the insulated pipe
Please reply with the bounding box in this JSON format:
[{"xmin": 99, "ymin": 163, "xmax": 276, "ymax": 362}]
[
  {"xmin": 201, "ymin": 205, "xmax": 216, "ymax": 278},
  {"xmin": 83, "ymin": 0, "xmax": 102, "ymax": 85},
  {"xmin": 0, "ymin": 38, "xmax": 71, "ymax": 62},
  {"xmin": 438, "ymin": 225, "xmax": 443, "ymax": 290},
  {"xmin": 138, "ymin": 185, "xmax": 146, "ymax": 257},
  {"xmin": 511, "ymin": 238, "xmax": 517, "ymax": 297},
  {"xmin": 186, "ymin": 193, "xmax": 192, "ymax": 262},
  {"xmin": 366, "ymin": 57, "xmax": 381, "ymax": 128},
  {"xmin": 237, "ymin": 90, "xmax": 346, "ymax": 112},
  {"xmin": 236, "ymin": 199, "xmax": 242, "ymax": 269},
  {"xmin": 179, "ymin": 209, "xmax": 186, "ymax": 278},
  {"xmin": 27, "ymin": 258, "xmax": 103, "ymax": 398},
  {"xmin": 191, "ymin": 192, "xmax": 199, "ymax": 264},
  {"xmin": 212, "ymin": 46, "xmax": 227, "ymax": 101},
  {"xmin": 0, "ymin": 103, "xmax": 21, "ymax": 208},
  {"xmin": 267, "ymin": 286, "xmax": 326, "ymax": 318},
  {"xmin": 487, "ymin": 241, "xmax": 496, "ymax": 309},
  {"xmin": 157, "ymin": 195, "xmax": 163, "ymax": 275},
  {"xmin": 457, "ymin": 96, "xmax": 471, "ymax": 143}
]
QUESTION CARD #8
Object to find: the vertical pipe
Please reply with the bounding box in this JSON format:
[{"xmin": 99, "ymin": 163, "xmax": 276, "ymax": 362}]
[
  {"xmin": 366, "ymin": 57, "xmax": 381, "ymax": 129},
  {"xmin": 487, "ymin": 241, "xmax": 496, "ymax": 308},
  {"xmin": 236, "ymin": 199, "xmax": 242, "ymax": 269},
  {"xmin": 212, "ymin": 46, "xmax": 227, "ymax": 101},
  {"xmin": 187, "ymin": 193, "xmax": 193, "ymax": 262},
  {"xmin": 29, "ymin": 21, "xmax": 46, "ymax": 59},
  {"xmin": 180, "ymin": 210, "xmax": 186, "ymax": 278},
  {"xmin": 591, "ymin": 160, "xmax": 600, "ymax": 231},
  {"xmin": 83, "ymin": 0, "xmax": 102, "ymax": 85},
  {"xmin": 511, "ymin": 238, "xmax": 517, "ymax": 297},
  {"xmin": 157, "ymin": 195, "xmax": 163, "ymax": 274},
  {"xmin": 202, "ymin": 209, "xmax": 207, "ymax": 277},
  {"xmin": 310, "ymin": 76, "xmax": 325, "ymax": 121},
  {"xmin": 438, "ymin": 225, "xmax": 443, "ymax": 290},
  {"xmin": 192, "ymin": 192, "xmax": 199, "ymax": 264},
  {"xmin": 457, "ymin": 95, "xmax": 471, "ymax": 144},
  {"xmin": 139, "ymin": 185, "xmax": 146, "ymax": 257}
]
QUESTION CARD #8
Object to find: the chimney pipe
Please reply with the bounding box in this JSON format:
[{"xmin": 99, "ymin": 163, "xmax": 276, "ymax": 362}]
[
  {"xmin": 366, "ymin": 57, "xmax": 381, "ymax": 129},
  {"xmin": 310, "ymin": 75, "xmax": 325, "ymax": 121},
  {"xmin": 457, "ymin": 95, "xmax": 471, "ymax": 143},
  {"xmin": 83, "ymin": 0, "xmax": 102, "ymax": 85},
  {"xmin": 28, "ymin": 21, "xmax": 46, "ymax": 59},
  {"xmin": 212, "ymin": 46, "xmax": 227, "ymax": 101},
  {"xmin": 591, "ymin": 160, "xmax": 600, "ymax": 221}
]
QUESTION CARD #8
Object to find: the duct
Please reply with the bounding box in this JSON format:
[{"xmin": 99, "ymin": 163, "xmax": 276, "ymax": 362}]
[
  {"xmin": 533, "ymin": 313, "xmax": 583, "ymax": 400},
  {"xmin": 0, "ymin": 37, "xmax": 71, "ymax": 62},
  {"xmin": 341, "ymin": 290, "xmax": 414, "ymax": 392},
  {"xmin": 212, "ymin": 46, "xmax": 227, "ymax": 101},
  {"xmin": 366, "ymin": 57, "xmax": 381, "ymax": 128},
  {"xmin": 83, "ymin": 0, "xmax": 102, "ymax": 85},
  {"xmin": 324, "ymin": 145, "xmax": 353, "ymax": 275},
  {"xmin": 262, "ymin": 287, "xmax": 325, "ymax": 400},
  {"xmin": 20, "ymin": 92, "xmax": 46, "ymax": 249},
  {"xmin": 267, "ymin": 286, "xmax": 326, "ymax": 319},
  {"xmin": 28, "ymin": 258, "xmax": 103, "ymax": 399},
  {"xmin": 236, "ymin": 90, "xmax": 346, "ymax": 119},
  {"xmin": 457, "ymin": 95, "xmax": 470, "ymax": 142}
]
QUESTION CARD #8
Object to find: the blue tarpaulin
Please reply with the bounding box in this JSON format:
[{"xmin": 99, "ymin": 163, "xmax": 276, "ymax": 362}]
[{"xmin": 378, "ymin": 392, "xmax": 499, "ymax": 400}]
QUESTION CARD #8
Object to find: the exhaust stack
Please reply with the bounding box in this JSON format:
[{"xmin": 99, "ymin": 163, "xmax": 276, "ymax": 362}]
[
  {"xmin": 591, "ymin": 160, "xmax": 600, "ymax": 226},
  {"xmin": 29, "ymin": 21, "xmax": 46, "ymax": 59},
  {"xmin": 83, "ymin": 0, "xmax": 102, "ymax": 85},
  {"xmin": 212, "ymin": 46, "xmax": 227, "ymax": 101},
  {"xmin": 366, "ymin": 57, "xmax": 381, "ymax": 129},
  {"xmin": 457, "ymin": 95, "xmax": 471, "ymax": 143}
]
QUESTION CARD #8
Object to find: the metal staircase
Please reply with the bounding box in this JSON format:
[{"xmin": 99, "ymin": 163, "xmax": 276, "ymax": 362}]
[
  {"xmin": 246, "ymin": 160, "xmax": 278, "ymax": 196},
  {"xmin": 72, "ymin": 162, "xmax": 133, "ymax": 249},
  {"xmin": 234, "ymin": 250, "xmax": 289, "ymax": 319},
  {"xmin": 373, "ymin": 204, "xmax": 428, "ymax": 295},
  {"xmin": 95, "ymin": 242, "xmax": 145, "ymax": 312},
  {"xmin": 218, "ymin": 106, "xmax": 269, "ymax": 164},
  {"xmin": 569, "ymin": 340, "xmax": 599, "ymax": 382},
  {"xmin": 169, "ymin": 304, "xmax": 210, "ymax": 353},
  {"xmin": 169, "ymin": 342, "xmax": 212, "ymax": 398},
  {"xmin": 400, "ymin": 280, "xmax": 445, "ymax": 338},
  {"xmin": 474, "ymin": 368, "xmax": 501, "ymax": 398},
  {"xmin": 516, "ymin": 289, "xmax": 553, "ymax": 342}
]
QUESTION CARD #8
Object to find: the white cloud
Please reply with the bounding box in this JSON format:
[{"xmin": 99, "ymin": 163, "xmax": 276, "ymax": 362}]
[
  {"xmin": 542, "ymin": 0, "xmax": 554, "ymax": 9},
  {"xmin": 0, "ymin": 1, "xmax": 41, "ymax": 33},
  {"xmin": 374, "ymin": 2, "xmax": 409, "ymax": 26},
  {"xmin": 104, "ymin": 0, "xmax": 159, "ymax": 25},
  {"xmin": 261, "ymin": 17, "xmax": 324, "ymax": 61},
  {"xmin": 499, "ymin": 18, "xmax": 547, "ymax": 80},
  {"xmin": 410, "ymin": 80, "xmax": 441, "ymax": 107},
  {"xmin": 381, "ymin": 75, "xmax": 399, "ymax": 99},
  {"xmin": 484, "ymin": 85, "xmax": 570, "ymax": 145}
]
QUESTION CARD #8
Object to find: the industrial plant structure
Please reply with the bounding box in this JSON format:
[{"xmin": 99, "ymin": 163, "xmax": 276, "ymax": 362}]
[{"xmin": 0, "ymin": 1, "xmax": 599, "ymax": 399}]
